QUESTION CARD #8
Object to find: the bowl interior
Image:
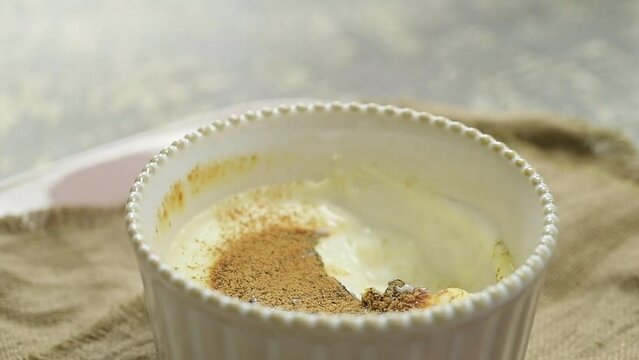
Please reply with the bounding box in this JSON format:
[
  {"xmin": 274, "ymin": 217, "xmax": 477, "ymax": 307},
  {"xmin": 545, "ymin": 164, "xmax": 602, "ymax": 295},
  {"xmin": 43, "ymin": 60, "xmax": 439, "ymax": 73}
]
[{"xmin": 137, "ymin": 108, "xmax": 544, "ymax": 294}]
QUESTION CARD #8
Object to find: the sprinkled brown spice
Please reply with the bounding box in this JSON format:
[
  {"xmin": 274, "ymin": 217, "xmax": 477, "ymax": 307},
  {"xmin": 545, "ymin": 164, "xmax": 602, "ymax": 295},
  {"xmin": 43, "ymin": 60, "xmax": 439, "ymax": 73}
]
[
  {"xmin": 361, "ymin": 279, "xmax": 431, "ymax": 312},
  {"xmin": 206, "ymin": 197, "xmax": 450, "ymax": 314},
  {"xmin": 208, "ymin": 225, "xmax": 363, "ymax": 313}
]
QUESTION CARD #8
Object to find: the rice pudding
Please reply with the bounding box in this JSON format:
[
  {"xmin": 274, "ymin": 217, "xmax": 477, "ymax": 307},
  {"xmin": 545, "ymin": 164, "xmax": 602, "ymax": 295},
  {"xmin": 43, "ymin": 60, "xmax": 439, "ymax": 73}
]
[{"xmin": 165, "ymin": 165, "xmax": 514, "ymax": 313}]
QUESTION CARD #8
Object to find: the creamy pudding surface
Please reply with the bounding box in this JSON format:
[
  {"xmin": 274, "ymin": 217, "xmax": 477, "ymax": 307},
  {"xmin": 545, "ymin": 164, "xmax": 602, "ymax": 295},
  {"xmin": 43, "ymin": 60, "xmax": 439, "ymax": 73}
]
[{"xmin": 165, "ymin": 165, "xmax": 514, "ymax": 313}]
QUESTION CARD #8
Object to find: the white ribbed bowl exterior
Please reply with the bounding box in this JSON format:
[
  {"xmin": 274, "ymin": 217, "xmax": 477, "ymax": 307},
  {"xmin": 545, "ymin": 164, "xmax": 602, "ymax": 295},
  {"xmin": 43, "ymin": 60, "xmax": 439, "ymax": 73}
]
[
  {"xmin": 126, "ymin": 101, "xmax": 558, "ymax": 360},
  {"xmin": 141, "ymin": 265, "xmax": 544, "ymax": 360}
]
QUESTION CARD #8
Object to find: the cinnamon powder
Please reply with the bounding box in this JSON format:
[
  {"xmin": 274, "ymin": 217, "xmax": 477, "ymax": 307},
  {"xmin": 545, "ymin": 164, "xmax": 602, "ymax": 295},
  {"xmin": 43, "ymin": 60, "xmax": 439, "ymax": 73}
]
[{"xmin": 208, "ymin": 225, "xmax": 363, "ymax": 313}]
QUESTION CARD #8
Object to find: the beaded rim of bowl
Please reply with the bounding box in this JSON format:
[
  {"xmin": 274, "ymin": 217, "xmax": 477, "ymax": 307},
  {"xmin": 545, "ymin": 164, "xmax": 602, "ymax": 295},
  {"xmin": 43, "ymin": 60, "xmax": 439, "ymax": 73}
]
[{"xmin": 125, "ymin": 101, "xmax": 558, "ymax": 332}]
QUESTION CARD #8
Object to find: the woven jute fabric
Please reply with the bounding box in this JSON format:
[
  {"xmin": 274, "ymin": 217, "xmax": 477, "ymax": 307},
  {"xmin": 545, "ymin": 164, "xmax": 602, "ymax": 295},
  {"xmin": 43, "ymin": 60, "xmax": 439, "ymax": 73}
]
[{"xmin": 1, "ymin": 105, "xmax": 638, "ymax": 359}]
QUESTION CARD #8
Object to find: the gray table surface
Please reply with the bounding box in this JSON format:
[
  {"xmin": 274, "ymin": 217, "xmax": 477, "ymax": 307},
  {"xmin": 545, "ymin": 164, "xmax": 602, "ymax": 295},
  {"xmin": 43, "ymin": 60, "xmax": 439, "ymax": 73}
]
[{"xmin": 1, "ymin": 0, "xmax": 638, "ymax": 179}]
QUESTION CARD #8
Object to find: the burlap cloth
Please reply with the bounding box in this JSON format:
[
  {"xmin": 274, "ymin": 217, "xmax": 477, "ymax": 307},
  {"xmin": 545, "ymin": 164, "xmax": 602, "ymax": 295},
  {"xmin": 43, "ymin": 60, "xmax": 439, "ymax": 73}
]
[{"xmin": 2, "ymin": 104, "xmax": 638, "ymax": 359}]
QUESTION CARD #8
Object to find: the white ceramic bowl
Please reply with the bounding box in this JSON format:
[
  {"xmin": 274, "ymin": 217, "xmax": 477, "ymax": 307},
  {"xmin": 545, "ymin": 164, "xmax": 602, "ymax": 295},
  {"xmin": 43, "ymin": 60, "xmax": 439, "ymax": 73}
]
[{"xmin": 126, "ymin": 101, "xmax": 558, "ymax": 360}]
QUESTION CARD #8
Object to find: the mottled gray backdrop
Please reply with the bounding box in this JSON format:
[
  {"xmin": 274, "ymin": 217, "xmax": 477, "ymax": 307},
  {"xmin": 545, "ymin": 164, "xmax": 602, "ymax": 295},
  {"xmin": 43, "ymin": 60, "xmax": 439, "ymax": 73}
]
[{"xmin": 1, "ymin": 0, "xmax": 638, "ymax": 178}]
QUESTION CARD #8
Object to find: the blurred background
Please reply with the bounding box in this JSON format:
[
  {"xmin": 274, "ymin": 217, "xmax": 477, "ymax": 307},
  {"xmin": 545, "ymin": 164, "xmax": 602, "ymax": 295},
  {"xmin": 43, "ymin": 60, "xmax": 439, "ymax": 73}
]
[{"xmin": 1, "ymin": 0, "xmax": 637, "ymax": 178}]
